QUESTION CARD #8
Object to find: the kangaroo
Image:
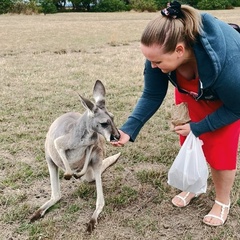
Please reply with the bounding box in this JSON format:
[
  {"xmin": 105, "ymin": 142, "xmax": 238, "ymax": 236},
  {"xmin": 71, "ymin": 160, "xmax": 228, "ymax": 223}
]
[{"xmin": 30, "ymin": 80, "xmax": 121, "ymax": 233}]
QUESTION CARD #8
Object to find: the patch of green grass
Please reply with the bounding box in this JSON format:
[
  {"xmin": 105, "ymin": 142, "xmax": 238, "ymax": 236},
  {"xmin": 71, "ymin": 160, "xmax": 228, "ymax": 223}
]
[
  {"xmin": 3, "ymin": 162, "xmax": 48, "ymax": 189},
  {"xmin": 106, "ymin": 185, "xmax": 138, "ymax": 209},
  {"xmin": 72, "ymin": 182, "xmax": 96, "ymax": 200},
  {"xmin": 136, "ymin": 169, "xmax": 168, "ymax": 189},
  {"xmin": 0, "ymin": 192, "xmax": 27, "ymax": 207},
  {"xmin": 65, "ymin": 204, "xmax": 81, "ymax": 214},
  {"xmin": 1, "ymin": 203, "xmax": 31, "ymax": 223},
  {"xmin": 114, "ymin": 164, "xmax": 125, "ymax": 172},
  {"xmin": 17, "ymin": 220, "xmax": 57, "ymax": 239},
  {"xmin": 136, "ymin": 169, "xmax": 170, "ymax": 201}
]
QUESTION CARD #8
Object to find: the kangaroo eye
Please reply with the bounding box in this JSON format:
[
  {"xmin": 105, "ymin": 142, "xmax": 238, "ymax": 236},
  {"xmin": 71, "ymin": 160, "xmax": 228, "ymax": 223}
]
[{"xmin": 100, "ymin": 122, "xmax": 109, "ymax": 128}]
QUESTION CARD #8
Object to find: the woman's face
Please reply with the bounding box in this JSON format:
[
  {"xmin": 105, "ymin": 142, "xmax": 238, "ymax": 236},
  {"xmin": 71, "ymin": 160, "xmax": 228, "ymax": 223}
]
[{"xmin": 140, "ymin": 43, "xmax": 185, "ymax": 73}]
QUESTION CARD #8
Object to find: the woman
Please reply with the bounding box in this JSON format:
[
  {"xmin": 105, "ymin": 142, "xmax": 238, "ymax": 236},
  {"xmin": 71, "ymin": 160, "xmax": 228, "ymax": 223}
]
[{"xmin": 111, "ymin": 1, "xmax": 240, "ymax": 226}]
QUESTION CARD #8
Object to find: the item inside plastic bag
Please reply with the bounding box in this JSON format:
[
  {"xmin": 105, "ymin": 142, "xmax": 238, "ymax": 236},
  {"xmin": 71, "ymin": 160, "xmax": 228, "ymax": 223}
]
[{"xmin": 168, "ymin": 131, "xmax": 209, "ymax": 194}]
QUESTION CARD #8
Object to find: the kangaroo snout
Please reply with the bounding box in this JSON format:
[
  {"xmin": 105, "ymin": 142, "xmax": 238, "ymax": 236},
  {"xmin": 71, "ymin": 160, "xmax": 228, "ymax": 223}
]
[{"xmin": 110, "ymin": 130, "xmax": 120, "ymax": 142}]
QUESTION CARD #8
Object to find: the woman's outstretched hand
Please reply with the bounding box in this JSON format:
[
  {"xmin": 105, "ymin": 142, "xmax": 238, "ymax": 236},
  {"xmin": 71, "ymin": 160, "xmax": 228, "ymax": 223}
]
[{"xmin": 110, "ymin": 130, "xmax": 130, "ymax": 147}]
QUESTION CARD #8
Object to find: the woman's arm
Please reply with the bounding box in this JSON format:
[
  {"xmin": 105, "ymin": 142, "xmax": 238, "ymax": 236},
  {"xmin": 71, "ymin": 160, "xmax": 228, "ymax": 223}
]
[{"xmin": 191, "ymin": 55, "xmax": 240, "ymax": 137}]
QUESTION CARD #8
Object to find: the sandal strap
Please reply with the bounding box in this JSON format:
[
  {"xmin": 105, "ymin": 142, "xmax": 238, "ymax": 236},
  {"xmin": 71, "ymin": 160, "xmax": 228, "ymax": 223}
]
[
  {"xmin": 174, "ymin": 192, "xmax": 199, "ymax": 207},
  {"xmin": 215, "ymin": 200, "xmax": 230, "ymax": 209},
  {"xmin": 175, "ymin": 192, "xmax": 190, "ymax": 206},
  {"xmin": 215, "ymin": 200, "xmax": 230, "ymax": 221}
]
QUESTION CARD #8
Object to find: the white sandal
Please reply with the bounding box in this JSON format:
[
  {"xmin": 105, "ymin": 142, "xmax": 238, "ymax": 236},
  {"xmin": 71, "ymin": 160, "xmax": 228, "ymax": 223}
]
[
  {"xmin": 203, "ymin": 200, "xmax": 230, "ymax": 226},
  {"xmin": 172, "ymin": 192, "xmax": 198, "ymax": 208}
]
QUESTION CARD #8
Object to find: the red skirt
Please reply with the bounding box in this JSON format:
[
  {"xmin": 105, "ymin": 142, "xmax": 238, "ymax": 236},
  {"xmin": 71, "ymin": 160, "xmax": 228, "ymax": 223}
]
[{"xmin": 175, "ymin": 73, "xmax": 240, "ymax": 170}]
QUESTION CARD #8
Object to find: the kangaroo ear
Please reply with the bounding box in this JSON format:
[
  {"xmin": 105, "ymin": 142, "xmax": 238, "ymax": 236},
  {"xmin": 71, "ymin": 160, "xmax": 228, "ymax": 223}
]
[
  {"xmin": 93, "ymin": 80, "xmax": 106, "ymax": 107},
  {"xmin": 78, "ymin": 94, "xmax": 95, "ymax": 112}
]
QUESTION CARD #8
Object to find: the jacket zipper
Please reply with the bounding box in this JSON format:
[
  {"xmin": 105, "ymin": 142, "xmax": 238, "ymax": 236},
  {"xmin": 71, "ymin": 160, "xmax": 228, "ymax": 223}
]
[{"xmin": 167, "ymin": 72, "xmax": 203, "ymax": 101}]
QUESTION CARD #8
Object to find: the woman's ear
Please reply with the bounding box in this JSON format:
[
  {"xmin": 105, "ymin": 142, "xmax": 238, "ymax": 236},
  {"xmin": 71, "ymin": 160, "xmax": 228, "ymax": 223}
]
[{"xmin": 175, "ymin": 44, "xmax": 185, "ymax": 57}]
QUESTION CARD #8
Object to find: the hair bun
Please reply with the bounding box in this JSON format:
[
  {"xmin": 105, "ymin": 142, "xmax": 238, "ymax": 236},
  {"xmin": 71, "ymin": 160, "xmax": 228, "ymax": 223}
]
[{"xmin": 161, "ymin": 1, "xmax": 183, "ymax": 19}]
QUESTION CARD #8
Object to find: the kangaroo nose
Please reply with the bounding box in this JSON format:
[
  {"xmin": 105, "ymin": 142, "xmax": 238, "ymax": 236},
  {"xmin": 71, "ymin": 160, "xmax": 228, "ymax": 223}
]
[
  {"xmin": 110, "ymin": 130, "xmax": 120, "ymax": 142},
  {"xmin": 115, "ymin": 130, "xmax": 120, "ymax": 140}
]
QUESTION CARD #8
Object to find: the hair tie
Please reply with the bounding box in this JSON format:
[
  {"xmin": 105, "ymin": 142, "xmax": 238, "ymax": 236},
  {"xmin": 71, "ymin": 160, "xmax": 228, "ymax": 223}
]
[{"xmin": 161, "ymin": 1, "xmax": 183, "ymax": 19}]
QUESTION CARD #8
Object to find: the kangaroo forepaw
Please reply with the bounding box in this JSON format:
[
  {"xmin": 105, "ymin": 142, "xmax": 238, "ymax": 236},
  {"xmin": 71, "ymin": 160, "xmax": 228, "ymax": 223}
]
[
  {"xmin": 73, "ymin": 173, "xmax": 83, "ymax": 179},
  {"xmin": 64, "ymin": 173, "xmax": 73, "ymax": 180},
  {"xmin": 86, "ymin": 219, "xmax": 96, "ymax": 233}
]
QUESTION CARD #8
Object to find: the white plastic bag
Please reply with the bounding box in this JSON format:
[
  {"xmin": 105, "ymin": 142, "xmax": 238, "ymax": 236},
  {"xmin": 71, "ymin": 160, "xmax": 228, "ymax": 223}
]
[{"xmin": 167, "ymin": 131, "xmax": 209, "ymax": 194}]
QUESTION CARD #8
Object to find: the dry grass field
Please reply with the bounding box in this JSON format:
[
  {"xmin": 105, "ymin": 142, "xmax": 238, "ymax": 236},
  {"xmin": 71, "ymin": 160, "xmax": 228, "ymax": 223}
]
[{"xmin": 0, "ymin": 8, "xmax": 240, "ymax": 240}]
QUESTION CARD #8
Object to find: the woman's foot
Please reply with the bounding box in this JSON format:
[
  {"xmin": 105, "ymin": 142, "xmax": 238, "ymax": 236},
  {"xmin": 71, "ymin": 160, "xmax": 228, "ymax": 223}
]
[
  {"xmin": 172, "ymin": 192, "xmax": 198, "ymax": 207},
  {"xmin": 203, "ymin": 200, "xmax": 230, "ymax": 226}
]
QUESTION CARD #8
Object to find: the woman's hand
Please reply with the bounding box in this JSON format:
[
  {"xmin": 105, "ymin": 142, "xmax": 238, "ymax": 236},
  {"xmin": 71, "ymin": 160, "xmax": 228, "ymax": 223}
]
[
  {"xmin": 174, "ymin": 123, "xmax": 191, "ymax": 136},
  {"xmin": 110, "ymin": 130, "xmax": 130, "ymax": 147}
]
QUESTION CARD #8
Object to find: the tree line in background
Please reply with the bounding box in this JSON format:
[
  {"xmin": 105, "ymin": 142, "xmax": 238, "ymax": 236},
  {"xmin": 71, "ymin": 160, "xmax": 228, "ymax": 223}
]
[{"xmin": 1, "ymin": 0, "xmax": 240, "ymax": 14}]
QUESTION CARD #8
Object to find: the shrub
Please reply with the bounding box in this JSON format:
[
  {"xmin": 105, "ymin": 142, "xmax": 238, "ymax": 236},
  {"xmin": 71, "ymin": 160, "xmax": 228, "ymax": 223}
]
[
  {"xmin": 41, "ymin": 0, "xmax": 58, "ymax": 14},
  {"xmin": 130, "ymin": 0, "xmax": 158, "ymax": 12},
  {"xmin": 0, "ymin": 0, "xmax": 15, "ymax": 14},
  {"xmin": 197, "ymin": 0, "xmax": 232, "ymax": 9},
  {"xmin": 94, "ymin": 0, "xmax": 128, "ymax": 12},
  {"xmin": 10, "ymin": 1, "xmax": 27, "ymax": 13},
  {"xmin": 230, "ymin": 0, "xmax": 240, "ymax": 6},
  {"xmin": 10, "ymin": 0, "xmax": 40, "ymax": 14},
  {"xmin": 154, "ymin": 0, "xmax": 168, "ymax": 9},
  {"xmin": 71, "ymin": 0, "xmax": 97, "ymax": 12}
]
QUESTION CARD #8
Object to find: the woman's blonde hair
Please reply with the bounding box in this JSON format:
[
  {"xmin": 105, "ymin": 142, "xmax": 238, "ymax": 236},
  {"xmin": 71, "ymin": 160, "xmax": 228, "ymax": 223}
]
[{"xmin": 141, "ymin": 4, "xmax": 202, "ymax": 53}]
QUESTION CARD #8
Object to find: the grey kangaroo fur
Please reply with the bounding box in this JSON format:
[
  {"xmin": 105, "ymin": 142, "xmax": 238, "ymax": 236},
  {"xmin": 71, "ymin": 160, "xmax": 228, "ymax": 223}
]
[{"xmin": 30, "ymin": 80, "xmax": 121, "ymax": 233}]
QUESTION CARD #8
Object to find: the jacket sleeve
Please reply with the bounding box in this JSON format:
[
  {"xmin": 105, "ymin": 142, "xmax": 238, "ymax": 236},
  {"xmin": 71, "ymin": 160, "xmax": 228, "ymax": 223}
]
[
  {"xmin": 190, "ymin": 54, "xmax": 240, "ymax": 137},
  {"xmin": 120, "ymin": 60, "xmax": 169, "ymax": 141}
]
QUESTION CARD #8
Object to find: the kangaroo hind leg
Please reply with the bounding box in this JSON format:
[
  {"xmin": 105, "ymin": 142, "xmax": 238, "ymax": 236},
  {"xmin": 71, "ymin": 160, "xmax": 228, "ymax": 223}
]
[{"xmin": 30, "ymin": 157, "xmax": 61, "ymax": 222}]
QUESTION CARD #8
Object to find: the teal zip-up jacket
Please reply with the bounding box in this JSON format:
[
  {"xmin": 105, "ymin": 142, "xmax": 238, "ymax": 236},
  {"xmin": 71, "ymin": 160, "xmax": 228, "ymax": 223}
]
[{"xmin": 120, "ymin": 13, "xmax": 240, "ymax": 141}]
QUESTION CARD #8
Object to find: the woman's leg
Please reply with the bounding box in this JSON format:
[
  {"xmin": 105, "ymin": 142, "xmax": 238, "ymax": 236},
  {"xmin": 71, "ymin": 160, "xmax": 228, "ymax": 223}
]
[{"xmin": 203, "ymin": 168, "xmax": 236, "ymax": 225}]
